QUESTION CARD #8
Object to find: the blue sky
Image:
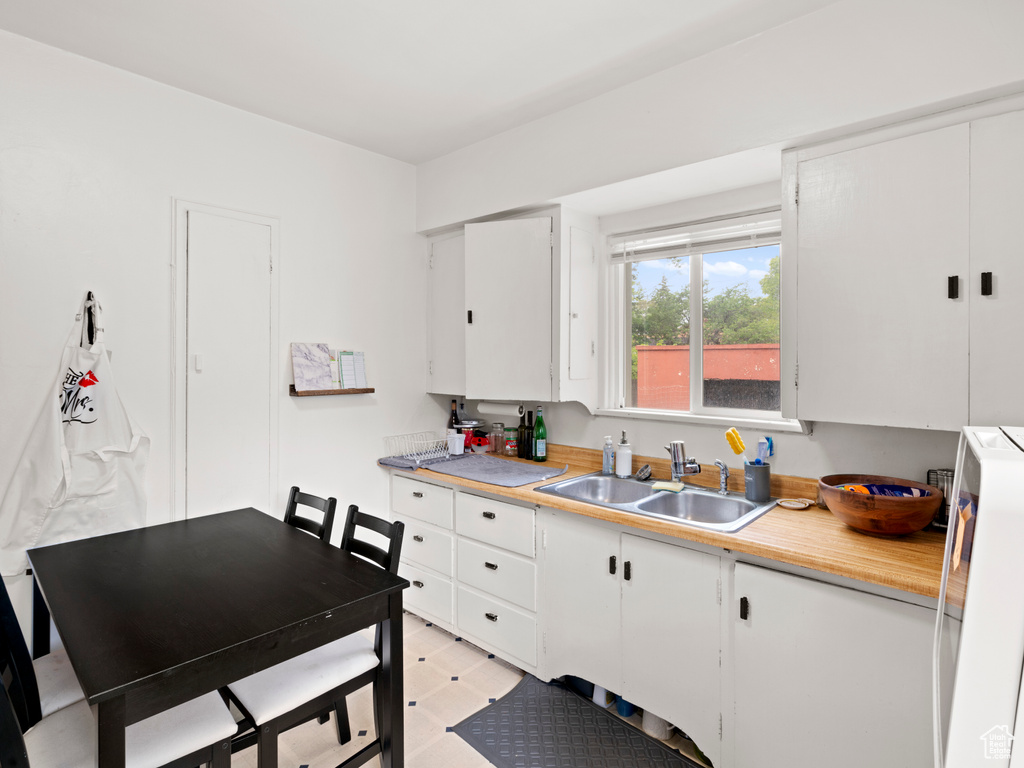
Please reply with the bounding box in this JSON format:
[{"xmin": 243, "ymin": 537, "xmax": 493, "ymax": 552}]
[{"xmin": 634, "ymin": 244, "xmax": 779, "ymax": 298}]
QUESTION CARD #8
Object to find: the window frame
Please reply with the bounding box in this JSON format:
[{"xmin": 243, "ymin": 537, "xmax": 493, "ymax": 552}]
[{"xmin": 600, "ymin": 209, "xmax": 807, "ymax": 433}]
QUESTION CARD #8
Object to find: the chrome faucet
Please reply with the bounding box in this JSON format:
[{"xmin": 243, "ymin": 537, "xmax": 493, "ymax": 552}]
[
  {"xmin": 665, "ymin": 441, "xmax": 701, "ymax": 483},
  {"xmin": 714, "ymin": 460, "xmax": 730, "ymax": 495}
]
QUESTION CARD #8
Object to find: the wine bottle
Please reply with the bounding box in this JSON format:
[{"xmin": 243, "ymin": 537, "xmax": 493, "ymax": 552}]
[
  {"xmin": 447, "ymin": 399, "xmax": 458, "ymax": 434},
  {"xmin": 533, "ymin": 406, "xmax": 547, "ymax": 462},
  {"xmin": 516, "ymin": 410, "xmax": 528, "ymax": 459},
  {"xmin": 523, "ymin": 410, "xmax": 534, "ymax": 461}
]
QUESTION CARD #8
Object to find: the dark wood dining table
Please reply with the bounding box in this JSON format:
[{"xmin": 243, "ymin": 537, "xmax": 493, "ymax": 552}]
[{"xmin": 27, "ymin": 507, "xmax": 409, "ymax": 768}]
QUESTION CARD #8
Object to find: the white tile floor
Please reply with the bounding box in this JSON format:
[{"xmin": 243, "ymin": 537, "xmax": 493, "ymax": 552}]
[
  {"xmin": 232, "ymin": 612, "xmax": 522, "ymax": 768},
  {"xmin": 232, "ymin": 612, "xmax": 710, "ymax": 768}
]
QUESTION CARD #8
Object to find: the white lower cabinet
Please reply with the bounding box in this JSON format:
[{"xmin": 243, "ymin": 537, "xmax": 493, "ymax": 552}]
[
  {"xmin": 391, "ymin": 474, "xmax": 538, "ymax": 672},
  {"xmin": 538, "ymin": 507, "xmax": 723, "ymax": 768},
  {"xmin": 392, "ymin": 476, "xmax": 456, "ymax": 627},
  {"xmin": 731, "ymin": 563, "xmax": 934, "ymax": 768}
]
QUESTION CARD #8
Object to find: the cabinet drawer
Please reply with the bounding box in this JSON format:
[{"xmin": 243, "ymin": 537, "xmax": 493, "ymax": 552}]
[
  {"xmin": 392, "ymin": 476, "xmax": 453, "ymax": 529},
  {"xmin": 455, "ymin": 493, "xmax": 535, "ymax": 556},
  {"xmin": 397, "ymin": 518, "xmax": 453, "ymax": 577},
  {"xmin": 400, "ymin": 562, "xmax": 453, "ymax": 625},
  {"xmin": 457, "ymin": 538, "xmax": 536, "ymax": 611},
  {"xmin": 457, "ymin": 586, "xmax": 536, "ymax": 667}
]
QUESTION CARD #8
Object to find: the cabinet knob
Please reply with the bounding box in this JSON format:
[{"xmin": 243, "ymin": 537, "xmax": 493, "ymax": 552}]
[
  {"xmin": 948, "ymin": 275, "xmax": 959, "ymax": 300},
  {"xmin": 413, "ymin": 535, "xmax": 424, "ymax": 543},
  {"xmin": 740, "ymin": 596, "xmax": 750, "ymax": 620},
  {"xmin": 412, "ymin": 491, "xmax": 423, "ymax": 498},
  {"xmin": 981, "ymin": 271, "xmax": 993, "ymax": 296},
  {"xmin": 482, "ymin": 511, "xmax": 496, "ymax": 520},
  {"xmin": 413, "ymin": 580, "xmax": 424, "ymax": 589},
  {"xmin": 485, "ymin": 612, "xmax": 499, "ymax": 622},
  {"xmin": 609, "ymin": 555, "xmax": 616, "ymax": 575},
  {"xmin": 624, "ymin": 560, "xmax": 632, "ymax": 581},
  {"xmin": 485, "ymin": 561, "xmax": 498, "ymax": 571}
]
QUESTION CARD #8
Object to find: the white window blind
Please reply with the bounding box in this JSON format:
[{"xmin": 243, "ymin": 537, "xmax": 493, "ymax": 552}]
[{"xmin": 609, "ymin": 208, "xmax": 781, "ymax": 262}]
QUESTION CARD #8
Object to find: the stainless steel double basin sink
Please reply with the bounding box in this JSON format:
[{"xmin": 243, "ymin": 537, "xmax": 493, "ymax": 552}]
[{"xmin": 535, "ymin": 472, "xmax": 777, "ymax": 533}]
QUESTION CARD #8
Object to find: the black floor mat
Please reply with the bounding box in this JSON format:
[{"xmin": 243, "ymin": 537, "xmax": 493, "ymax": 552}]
[{"xmin": 452, "ymin": 674, "xmax": 705, "ymax": 768}]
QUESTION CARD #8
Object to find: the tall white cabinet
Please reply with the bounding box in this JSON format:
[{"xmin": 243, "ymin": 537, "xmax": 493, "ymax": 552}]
[
  {"xmin": 786, "ymin": 104, "xmax": 1024, "ymax": 429},
  {"xmin": 425, "ymin": 205, "xmax": 600, "ymax": 407}
]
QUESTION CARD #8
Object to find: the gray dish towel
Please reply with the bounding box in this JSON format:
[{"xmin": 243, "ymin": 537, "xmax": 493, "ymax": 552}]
[
  {"xmin": 425, "ymin": 454, "xmax": 567, "ymax": 487},
  {"xmin": 378, "ymin": 453, "xmax": 567, "ymax": 488}
]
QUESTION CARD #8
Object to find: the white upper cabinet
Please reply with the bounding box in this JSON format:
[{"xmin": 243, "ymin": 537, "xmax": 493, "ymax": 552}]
[
  {"xmin": 969, "ymin": 109, "xmax": 1024, "ymax": 426},
  {"xmin": 426, "ymin": 206, "xmax": 599, "ymax": 407},
  {"xmin": 426, "ymin": 233, "xmax": 466, "ymax": 396},
  {"xmin": 465, "ymin": 217, "xmax": 553, "ymax": 401},
  {"xmin": 787, "ymin": 105, "xmax": 1024, "ymax": 430},
  {"xmin": 793, "ymin": 124, "xmax": 970, "ymax": 430}
]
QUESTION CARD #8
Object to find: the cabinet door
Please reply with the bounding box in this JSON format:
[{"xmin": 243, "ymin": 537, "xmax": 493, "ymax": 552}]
[
  {"xmin": 537, "ymin": 509, "xmax": 621, "ymax": 688},
  {"xmin": 426, "ymin": 234, "xmax": 466, "ymax": 395},
  {"xmin": 733, "ymin": 564, "xmax": 933, "ymax": 768},
  {"xmin": 796, "ymin": 125, "xmax": 970, "ymax": 430},
  {"xmin": 568, "ymin": 225, "xmax": 598, "ymax": 382},
  {"xmin": 621, "ymin": 535, "xmax": 721, "ymax": 768},
  {"xmin": 464, "ymin": 218, "xmax": 552, "ymax": 401},
  {"xmin": 970, "ymin": 109, "xmax": 1024, "ymax": 426}
]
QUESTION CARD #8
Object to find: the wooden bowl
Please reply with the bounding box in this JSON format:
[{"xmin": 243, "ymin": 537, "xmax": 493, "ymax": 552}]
[{"xmin": 818, "ymin": 474, "xmax": 942, "ymax": 536}]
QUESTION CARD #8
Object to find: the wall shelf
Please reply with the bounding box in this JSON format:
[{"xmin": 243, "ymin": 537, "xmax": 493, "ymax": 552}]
[{"xmin": 289, "ymin": 385, "xmax": 375, "ymax": 397}]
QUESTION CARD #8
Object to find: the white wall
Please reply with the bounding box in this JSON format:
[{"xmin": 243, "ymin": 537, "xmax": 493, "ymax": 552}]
[
  {"xmin": 0, "ymin": 32, "xmax": 433, "ymax": 570},
  {"xmin": 417, "ymin": 0, "xmax": 1024, "ymax": 231}
]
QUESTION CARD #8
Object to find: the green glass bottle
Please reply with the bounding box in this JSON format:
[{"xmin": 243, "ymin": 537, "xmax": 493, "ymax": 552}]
[{"xmin": 533, "ymin": 406, "xmax": 547, "ymax": 462}]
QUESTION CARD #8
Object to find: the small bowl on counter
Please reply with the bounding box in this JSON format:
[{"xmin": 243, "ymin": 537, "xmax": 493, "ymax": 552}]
[{"xmin": 818, "ymin": 474, "xmax": 942, "ymax": 536}]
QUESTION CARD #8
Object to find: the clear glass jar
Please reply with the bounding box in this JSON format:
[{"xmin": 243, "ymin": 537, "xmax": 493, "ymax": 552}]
[
  {"xmin": 489, "ymin": 423, "xmax": 504, "ymax": 454},
  {"xmin": 504, "ymin": 426, "xmax": 518, "ymax": 456}
]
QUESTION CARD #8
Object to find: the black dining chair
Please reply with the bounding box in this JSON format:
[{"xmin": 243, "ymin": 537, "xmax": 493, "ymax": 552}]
[
  {"xmin": 0, "ymin": 598, "xmax": 238, "ymax": 768},
  {"xmin": 283, "ymin": 485, "xmax": 337, "ymax": 542},
  {"xmin": 226, "ymin": 504, "xmax": 405, "ymax": 768},
  {"xmin": 0, "ymin": 577, "xmax": 84, "ymax": 731}
]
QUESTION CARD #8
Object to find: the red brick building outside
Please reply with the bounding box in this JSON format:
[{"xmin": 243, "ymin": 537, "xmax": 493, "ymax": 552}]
[{"xmin": 636, "ymin": 344, "xmax": 780, "ymax": 410}]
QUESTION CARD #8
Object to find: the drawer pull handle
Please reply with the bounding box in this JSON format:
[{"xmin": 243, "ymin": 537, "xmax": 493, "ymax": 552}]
[
  {"xmin": 485, "ymin": 612, "xmax": 499, "ymax": 622},
  {"xmin": 482, "ymin": 511, "xmax": 496, "ymax": 520},
  {"xmin": 981, "ymin": 271, "xmax": 993, "ymax": 296},
  {"xmin": 413, "ymin": 535, "xmax": 424, "ymax": 543},
  {"xmin": 485, "ymin": 561, "xmax": 498, "ymax": 571},
  {"xmin": 413, "ymin": 580, "xmax": 424, "ymax": 589},
  {"xmin": 948, "ymin": 275, "xmax": 959, "ymax": 300},
  {"xmin": 412, "ymin": 491, "xmax": 424, "ymax": 498}
]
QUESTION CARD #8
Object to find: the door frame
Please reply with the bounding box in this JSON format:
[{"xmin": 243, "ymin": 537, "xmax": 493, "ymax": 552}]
[{"xmin": 171, "ymin": 199, "xmax": 280, "ymax": 521}]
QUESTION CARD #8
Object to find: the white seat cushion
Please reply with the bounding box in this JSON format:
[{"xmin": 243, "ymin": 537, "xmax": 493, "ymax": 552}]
[
  {"xmin": 228, "ymin": 633, "xmax": 379, "ymax": 725},
  {"xmin": 24, "ymin": 691, "xmax": 237, "ymax": 768},
  {"xmin": 34, "ymin": 648, "xmax": 86, "ymax": 717}
]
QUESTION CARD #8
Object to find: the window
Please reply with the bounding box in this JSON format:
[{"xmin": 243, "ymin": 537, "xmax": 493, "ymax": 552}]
[{"xmin": 609, "ymin": 210, "xmax": 782, "ymax": 419}]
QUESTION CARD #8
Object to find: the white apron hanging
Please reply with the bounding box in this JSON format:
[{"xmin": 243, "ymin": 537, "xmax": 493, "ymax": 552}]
[{"xmin": 0, "ymin": 292, "xmax": 149, "ymax": 576}]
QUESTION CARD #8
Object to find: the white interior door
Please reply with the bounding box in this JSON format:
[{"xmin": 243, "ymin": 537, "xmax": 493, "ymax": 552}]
[{"xmin": 185, "ymin": 209, "xmax": 272, "ymax": 518}]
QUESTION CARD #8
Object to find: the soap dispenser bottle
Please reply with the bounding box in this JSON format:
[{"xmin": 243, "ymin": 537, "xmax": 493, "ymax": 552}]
[
  {"xmin": 615, "ymin": 431, "xmax": 633, "ymax": 478},
  {"xmin": 602, "ymin": 436, "xmax": 615, "ymax": 475}
]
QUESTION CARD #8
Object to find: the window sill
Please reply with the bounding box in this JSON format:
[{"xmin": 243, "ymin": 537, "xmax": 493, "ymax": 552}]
[{"xmin": 593, "ymin": 407, "xmax": 811, "ymax": 434}]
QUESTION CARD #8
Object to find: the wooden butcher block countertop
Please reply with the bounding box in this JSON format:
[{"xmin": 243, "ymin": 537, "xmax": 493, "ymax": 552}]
[{"xmin": 394, "ymin": 444, "xmax": 946, "ymax": 599}]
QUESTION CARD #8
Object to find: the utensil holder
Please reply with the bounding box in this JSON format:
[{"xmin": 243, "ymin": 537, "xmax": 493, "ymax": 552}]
[{"xmin": 744, "ymin": 462, "xmax": 771, "ymax": 502}]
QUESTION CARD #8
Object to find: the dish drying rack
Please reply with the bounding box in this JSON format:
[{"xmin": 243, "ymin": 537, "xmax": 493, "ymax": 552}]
[{"xmin": 382, "ymin": 431, "xmax": 449, "ymax": 466}]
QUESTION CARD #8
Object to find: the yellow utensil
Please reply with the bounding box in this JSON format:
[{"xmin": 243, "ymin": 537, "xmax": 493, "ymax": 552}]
[{"xmin": 725, "ymin": 428, "xmax": 748, "ymax": 463}]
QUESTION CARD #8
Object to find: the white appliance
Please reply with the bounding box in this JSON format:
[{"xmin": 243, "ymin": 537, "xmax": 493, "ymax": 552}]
[{"xmin": 933, "ymin": 426, "xmax": 1024, "ymax": 767}]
